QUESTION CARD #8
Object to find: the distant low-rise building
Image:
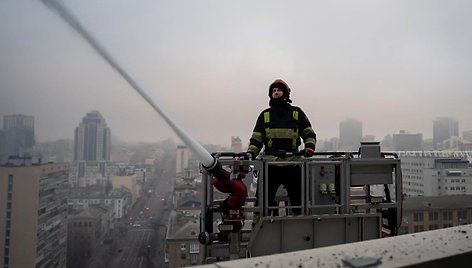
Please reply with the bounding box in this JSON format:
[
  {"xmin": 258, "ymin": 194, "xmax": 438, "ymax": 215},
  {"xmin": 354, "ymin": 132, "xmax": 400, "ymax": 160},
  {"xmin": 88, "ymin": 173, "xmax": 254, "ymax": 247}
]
[
  {"xmin": 113, "ymin": 173, "xmax": 141, "ymax": 203},
  {"xmin": 392, "ymin": 130, "xmax": 422, "ymax": 151},
  {"xmin": 165, "ymin": 211, "xmax": 202, "ymax": 267},
  {"xmin": 398, "ymin": 151, "xmax": 472, "ymax": 197},
  {"xmin": 400, "ymin": 195, "xmax": 472, "ymax": 234},
  {"xmin": 68, "ymin": 187, "xmax": 132, "ymax": 219},
  {"xmin": 67, "ymin": 205, "xmax": 115, "ymax": 268},
  {"xmin": 463, "ymin": 130, "xmax": 472, "ymax": 142},
  {"xmin": 231, "ymin": 136, "xmax": 243, "ymax": 152}
]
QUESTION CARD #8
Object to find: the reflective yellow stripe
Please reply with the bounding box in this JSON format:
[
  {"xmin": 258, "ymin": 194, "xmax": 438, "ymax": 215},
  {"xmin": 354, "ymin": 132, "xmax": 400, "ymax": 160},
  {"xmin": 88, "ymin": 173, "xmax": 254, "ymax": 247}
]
[
  {"xmin": 251, "ymin": 132, "xmax": 264, "ymax": 143},
  {"xmin": 301, "ymin": 127, "xmax": 314, "ymax": 137},
  {"xmin": 264, "ymin": 112, "xmax": 270, "ymax": 123},
  {"xmin": 265, "ymin": 128, "xmax": 298, "ymax": 139},
  {"xmin": 248, "ymin": 145, "xmax": 260, "ymax": 154},
  {"xmin": 263, "ymin": 154, "xmax": 302, "ymax": 164},
  {"xmin": 264, "ymin": 110, "xmax": 301, "ymax": 149},
  {"xmin": 304, "ymin": 137, "xmax": 317, "ymax": 146}
]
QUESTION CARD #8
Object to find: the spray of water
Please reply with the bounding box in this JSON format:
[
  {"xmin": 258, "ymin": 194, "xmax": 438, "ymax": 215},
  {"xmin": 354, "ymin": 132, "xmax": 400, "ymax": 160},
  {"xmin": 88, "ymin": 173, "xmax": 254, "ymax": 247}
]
[{"xmin": 41, "ymin": 0, "xmax": 215, "ymax": 167}]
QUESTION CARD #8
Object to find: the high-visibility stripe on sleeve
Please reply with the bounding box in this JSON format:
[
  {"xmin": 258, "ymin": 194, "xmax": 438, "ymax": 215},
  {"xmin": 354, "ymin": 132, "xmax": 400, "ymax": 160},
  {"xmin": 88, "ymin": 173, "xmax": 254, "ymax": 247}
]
[
  {"xmin": 301, "ymin": 127, "xmax": 315, "ymax": 137},
  {"xmin": 304, "ymin": 137, "xmax": 317, "ymax": 146},
  {"xmin": 250, "ymin": 132, "xmax": 264, "ymax": 143},
  {"xmin": 247, "ymin": 145, "xmax": 260, "ymax": 154},
  {"xmin": 293, "ymin": 111, "xmax": 299, "ymax": 120}
]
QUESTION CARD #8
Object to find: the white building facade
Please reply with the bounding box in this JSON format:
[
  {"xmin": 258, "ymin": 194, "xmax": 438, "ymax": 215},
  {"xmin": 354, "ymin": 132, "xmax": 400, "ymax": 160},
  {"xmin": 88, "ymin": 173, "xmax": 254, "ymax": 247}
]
[{"xmin": 398, "ymin": 151, "xmax": 472, "ymax": 196}]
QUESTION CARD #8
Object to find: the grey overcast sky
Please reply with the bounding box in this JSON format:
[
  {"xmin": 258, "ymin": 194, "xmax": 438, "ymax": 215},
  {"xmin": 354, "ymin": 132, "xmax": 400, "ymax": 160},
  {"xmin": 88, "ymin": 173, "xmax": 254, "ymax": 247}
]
[{"xmin": 1, "ymin": 0, "xmax": 471, "ymax": 147}]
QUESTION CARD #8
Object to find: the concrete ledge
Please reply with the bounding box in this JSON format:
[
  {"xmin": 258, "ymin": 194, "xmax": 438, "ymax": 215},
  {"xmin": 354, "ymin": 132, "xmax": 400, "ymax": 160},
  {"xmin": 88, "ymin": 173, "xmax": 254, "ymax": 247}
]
[{"xmin": 197, "ymin": 224, "xmax": 472, "ymax": 267}]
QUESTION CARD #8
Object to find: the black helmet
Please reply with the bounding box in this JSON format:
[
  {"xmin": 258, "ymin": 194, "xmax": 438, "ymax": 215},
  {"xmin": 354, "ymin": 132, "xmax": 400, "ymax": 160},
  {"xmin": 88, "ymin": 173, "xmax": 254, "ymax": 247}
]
[{"xmin": 268, "ymin": 79, "xmax": 291, "ymax": 102}]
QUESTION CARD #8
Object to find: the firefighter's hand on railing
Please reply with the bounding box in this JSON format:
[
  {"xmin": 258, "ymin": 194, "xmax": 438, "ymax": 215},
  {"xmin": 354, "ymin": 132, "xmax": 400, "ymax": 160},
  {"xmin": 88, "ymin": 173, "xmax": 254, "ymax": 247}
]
[
  {"xmin": 304, "ymin": 147, "xmax": 316, "ymax": 157},
  {"xmin": 240, "ymin": 152, "xmax": 255, "ymax": 161}
]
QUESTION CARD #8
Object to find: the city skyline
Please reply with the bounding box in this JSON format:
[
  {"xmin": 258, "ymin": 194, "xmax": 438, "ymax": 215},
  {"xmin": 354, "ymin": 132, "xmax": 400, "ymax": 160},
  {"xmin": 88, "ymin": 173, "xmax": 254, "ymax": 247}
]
[
  {"xmin": 2, "ymin": 112, "xmax": 472, "ymax": 148},
  {"xmin": 1, "ymin": 1, "xmax": 472, "ymax": 146}
]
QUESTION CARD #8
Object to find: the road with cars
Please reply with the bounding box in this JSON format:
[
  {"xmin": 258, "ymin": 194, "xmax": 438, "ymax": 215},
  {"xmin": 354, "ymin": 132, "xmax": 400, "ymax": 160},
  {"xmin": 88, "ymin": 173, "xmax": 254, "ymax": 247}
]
[{"xmin": 107, "ymin": 169, "xmax": 173, "ymax": 268}]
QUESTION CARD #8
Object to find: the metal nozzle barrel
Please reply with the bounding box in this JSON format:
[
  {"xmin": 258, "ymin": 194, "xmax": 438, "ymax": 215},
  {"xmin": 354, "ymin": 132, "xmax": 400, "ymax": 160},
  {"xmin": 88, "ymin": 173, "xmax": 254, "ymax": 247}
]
[{"xmin": 202, "ymin": 158, "xmax": 229, "ymax": 181}]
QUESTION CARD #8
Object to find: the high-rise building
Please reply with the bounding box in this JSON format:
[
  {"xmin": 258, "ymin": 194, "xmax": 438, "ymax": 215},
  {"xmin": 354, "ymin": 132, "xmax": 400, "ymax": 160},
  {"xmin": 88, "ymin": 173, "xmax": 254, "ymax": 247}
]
[
  {"xmin": 433, "ymin": 117, "xmax": 459, "ymax": 149},
  {"xmin": 0, "ymin": 160, "xmax": 69, "ymax": 268},
  {"xmin": 176, "ymin": 145, "xmax": 189, "ymax": 175},
  {"xmin": 392, "ymin": 130, "xmax": 423, "ymax": 151},
  {"xmin": 74, "ymin": 111, "xmax": 111, "ymax": 161},
  {"xmin": 1, "ymin": 115, "xmax": 35, "ymax": 160},
  {"xmin": 0, "ymin": 130, "xmax": 5, "ymax": 163},
  {"xmin": 339, "ymin": 118, "xmax": 363, "ymax": 151}
]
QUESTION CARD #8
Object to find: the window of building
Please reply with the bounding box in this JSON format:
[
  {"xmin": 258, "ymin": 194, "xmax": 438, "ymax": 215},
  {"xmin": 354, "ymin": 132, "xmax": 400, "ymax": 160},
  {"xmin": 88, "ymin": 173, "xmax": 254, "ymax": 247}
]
[
  {"xmin": 190, "ymin": 253, "xmax": 198, "ymax": 264},
  {"xmin": 428, "ymin": 224, "xmax": 439, "ymax": 230},
  {"xmin": 413, "ymin": 225, "xmax": 424, "ymax": 232},
  {"xmin": 458, "ymin": 210, "xmax": 467, "ymax": 221},
  {"xmin": 189, "ymin": 242, "xmax": 199, "ymax": 254},
  {"xmin": 428, "ymin": 212, "xmax": 438, "ymax": 221},
  {"xmin": 399, "ymin": 226, "xmax": 409, "ymax": 235},
  {"xmin": 443, "ymin": 223, "xmax": 453, "ymax": 228},
  {"xmin": 413, "ymin": 212, "xmax": 424, "ymax": 222},
  {"xmin": 180, "ymin": 243, "xmax": 186, "ymax": 251},
  {"xmin": 443, "ymin": 211, "xmax": 453, "ymax": 221}
]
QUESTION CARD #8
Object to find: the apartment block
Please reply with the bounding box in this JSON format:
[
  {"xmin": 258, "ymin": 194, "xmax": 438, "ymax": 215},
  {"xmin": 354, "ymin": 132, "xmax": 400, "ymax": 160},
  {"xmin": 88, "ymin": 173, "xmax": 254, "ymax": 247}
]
[
  {"xmin": 0, "ymin": 160, "xmax": 69, "ymax": 268},
  {"xmin": 68, "ymin": 187, "xmax": 132, "ymax": 219}
]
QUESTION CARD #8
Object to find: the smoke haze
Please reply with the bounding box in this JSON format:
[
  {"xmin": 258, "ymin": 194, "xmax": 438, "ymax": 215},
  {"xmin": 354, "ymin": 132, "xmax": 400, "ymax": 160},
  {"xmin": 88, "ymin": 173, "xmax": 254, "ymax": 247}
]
[{"xmin": 1, "ymin": 0, "xmax": 472, "ymax": 147}]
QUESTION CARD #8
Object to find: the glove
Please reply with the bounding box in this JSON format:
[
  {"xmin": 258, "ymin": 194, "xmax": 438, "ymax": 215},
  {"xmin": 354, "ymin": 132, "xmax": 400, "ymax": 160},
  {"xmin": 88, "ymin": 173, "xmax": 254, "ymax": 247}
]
[
  {"xmin": 244, "ymin": 152, "xmax": 256, "ymax": 160},
  {"xmin": 304, "ymin": 147, "xmax": 315, "ymax": 157}
]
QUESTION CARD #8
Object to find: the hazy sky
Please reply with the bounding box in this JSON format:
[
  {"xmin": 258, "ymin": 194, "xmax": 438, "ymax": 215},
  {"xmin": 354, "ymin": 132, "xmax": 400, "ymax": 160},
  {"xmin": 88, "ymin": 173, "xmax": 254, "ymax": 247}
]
[{"xmin": 1, "ymin": 0, "xmax": 471, "ymax": 147}]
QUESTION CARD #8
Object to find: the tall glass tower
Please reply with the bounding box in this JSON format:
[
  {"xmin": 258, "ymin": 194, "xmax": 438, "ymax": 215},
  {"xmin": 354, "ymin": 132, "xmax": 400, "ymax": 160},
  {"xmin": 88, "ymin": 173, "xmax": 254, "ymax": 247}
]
[{"xmin": 74, "ymin": 111, "xmax": 111, "ymax": 161}]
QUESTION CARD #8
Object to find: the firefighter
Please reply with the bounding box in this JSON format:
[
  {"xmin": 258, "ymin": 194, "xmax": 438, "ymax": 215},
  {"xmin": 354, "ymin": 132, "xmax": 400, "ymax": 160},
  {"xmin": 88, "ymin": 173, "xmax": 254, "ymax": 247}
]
[{"xmin": 247, "ymin": 79, "xmax": 317, "ymax": 220}]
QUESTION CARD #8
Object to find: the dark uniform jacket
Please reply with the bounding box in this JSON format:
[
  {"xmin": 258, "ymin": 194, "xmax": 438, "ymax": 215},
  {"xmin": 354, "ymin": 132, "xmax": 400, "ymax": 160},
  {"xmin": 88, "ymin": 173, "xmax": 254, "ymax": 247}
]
[{"xmin": 248, "ymin": 103, "xmax": 316, "ymax": 158}]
